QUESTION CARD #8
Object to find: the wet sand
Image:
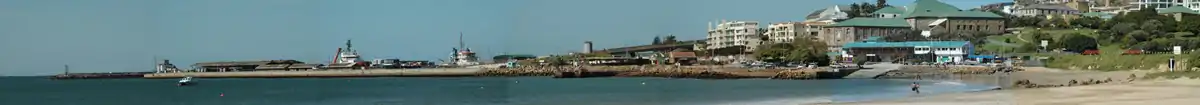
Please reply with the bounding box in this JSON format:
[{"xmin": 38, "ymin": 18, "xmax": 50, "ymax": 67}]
[
  {"xmin": 824, "ymin": 78, "xmax": 1200, "ymax": 105},
  {"xmin": 820, "ymin": 68, "xmax": 1199, "ymax": 105}
]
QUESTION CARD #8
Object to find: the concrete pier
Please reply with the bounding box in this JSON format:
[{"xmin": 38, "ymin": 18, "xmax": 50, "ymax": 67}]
[
  {"xmin": 143, "ymin": 68, "xmax": 482, "ymax": 78},
  {"xmin": 843, "ymin": 63, "xmax": 903, "ymax": 79}
]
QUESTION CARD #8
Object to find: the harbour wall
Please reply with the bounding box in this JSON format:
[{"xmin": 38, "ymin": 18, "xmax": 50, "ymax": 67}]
[
  {"xmin": 142, "ymin": 66, "xmax": 860, "ymax": 79},
  {"xmin": 484, "ymin": 66, "xmax": 848, "ymax": 79},
  {"xmin": 144, "ymin": 68, "xmax": 481, "ymax": 78}
]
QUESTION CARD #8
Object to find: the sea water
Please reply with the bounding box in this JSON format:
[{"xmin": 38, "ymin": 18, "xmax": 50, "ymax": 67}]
[{"xmin": 0, "ymin": 77, "xmax": 996, "ymax": 105}]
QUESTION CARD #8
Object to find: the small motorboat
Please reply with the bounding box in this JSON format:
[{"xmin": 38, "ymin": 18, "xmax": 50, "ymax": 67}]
[{"xmin": 177, "ymin": 77, "xmax": 194, "ymax": 86}]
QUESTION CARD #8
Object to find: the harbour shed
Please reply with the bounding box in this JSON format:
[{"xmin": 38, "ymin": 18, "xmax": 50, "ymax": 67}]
[
  {"xmin": 255, "ymin": 63, "xmax": 324, "ymax": 71},
  {"xmin": 192, "ymin": 60, "xmax": 306, "ymax": 72}
]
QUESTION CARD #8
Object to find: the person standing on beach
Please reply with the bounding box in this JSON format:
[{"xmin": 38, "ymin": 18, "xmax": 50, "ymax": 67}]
[{"xmin": 911, "ymin": 82, "xmax": 921, "ymax": 94}]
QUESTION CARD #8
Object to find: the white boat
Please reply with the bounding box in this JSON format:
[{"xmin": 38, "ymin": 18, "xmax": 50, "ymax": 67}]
[{"xmin": 177, "ymin": 77, "xmax": 194, "ymax": 86}]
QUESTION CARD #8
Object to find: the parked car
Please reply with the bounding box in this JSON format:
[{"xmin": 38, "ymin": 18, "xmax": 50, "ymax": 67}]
[{"xmin": 1082, "ymin": 50, "xmax": 1101, "ymax": 55}]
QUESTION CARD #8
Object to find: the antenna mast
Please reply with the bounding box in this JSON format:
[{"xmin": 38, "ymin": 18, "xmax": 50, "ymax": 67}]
[
  {"xmin": 459, "ymin": 32, "xmax": 465, "ymax": 49},
  {"xmin": 346, "ymin": 39, "xmax": 353, "ymax": 51}
]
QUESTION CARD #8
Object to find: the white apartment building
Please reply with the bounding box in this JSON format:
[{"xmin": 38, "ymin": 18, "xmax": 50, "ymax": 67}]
[
  {"xmin": 1016, "ymin": 4, "xmax": 1082, "ymax": 17},
  {"xmin": 1132, "ymin": 0, "xmax": 1200, "ymax": 11},
  {"xmin": 764, "ymin": 22, "xmax": 805, "ymax": 43},
  {"xmin": 1017, "ymin": 0, "xmax": 1071, "ymax": 6},
  {"xmin": 706, "ymin": 21, "xmax": 762, "ymax": 52}
]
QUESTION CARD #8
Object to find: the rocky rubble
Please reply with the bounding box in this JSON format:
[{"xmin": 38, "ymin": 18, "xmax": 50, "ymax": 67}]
[{"xmin": 770, "ymin": 70, "xmax": 820, "ymax": 79}]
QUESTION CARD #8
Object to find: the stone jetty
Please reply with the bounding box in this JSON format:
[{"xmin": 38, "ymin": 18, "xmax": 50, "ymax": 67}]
[{"xmin": 770, "ymin": 69, "xmax": 857, "ymax": 79}]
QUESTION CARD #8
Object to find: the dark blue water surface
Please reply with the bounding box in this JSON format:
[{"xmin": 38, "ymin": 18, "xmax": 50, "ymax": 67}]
[{"xmin": 0, "ymin": 77, "xmax": 994, "ymax": 105}]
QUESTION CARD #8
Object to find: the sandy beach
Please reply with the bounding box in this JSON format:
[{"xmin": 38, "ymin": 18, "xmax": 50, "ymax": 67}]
[
  {"xmin": 825, "ymin": 78, "xmax": 1200, "ymax": 105},
  {"xmin": 821, "ymin": 68, "xmax": 1200, "ymax": 105}
]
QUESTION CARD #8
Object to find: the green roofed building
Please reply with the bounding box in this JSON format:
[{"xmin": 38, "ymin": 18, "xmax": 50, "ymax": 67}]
[
  {"xmin": 1158, "ymin": 6, "xmax": 1200, "ymax": 22},
  {"xmin": 1158, "ymin": 6, "xmax": 1200, "ymax": 15},
  {"xmin": 901, "ymin": 0, "xmax": 1005, "ymax": 35},
  {"xmin": 840, "ymin": 38, "xmax": 973, "ymax": 63},
  {"xmin": 822, "ymin": 18, "xmax": 911, "ymax": 51},
  {"xmin": 818, "ymin": 0, "xmax": 1004, "ymax": 52}
]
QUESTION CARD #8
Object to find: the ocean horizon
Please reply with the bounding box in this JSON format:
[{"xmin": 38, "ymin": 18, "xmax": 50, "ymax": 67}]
[{"xmin": 0, "ymin": 77, "xmax": 995, "ymax": 105}]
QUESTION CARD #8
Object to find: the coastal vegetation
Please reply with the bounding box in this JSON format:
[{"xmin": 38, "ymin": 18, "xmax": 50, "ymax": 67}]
[
  {"xmin": 650, "ymin": 35, "xmax": 679, "ymax": 45},
  {"xmin": 846, "ymin": 0, "xmax": 889, "ymax": 18},
  {"xmin": 752, "ymin": 38, "xmax": 831, "ymax": 66},
  {"xmin": 970, "ymin": 8, "xmax": 1200, "ymax": 71}
]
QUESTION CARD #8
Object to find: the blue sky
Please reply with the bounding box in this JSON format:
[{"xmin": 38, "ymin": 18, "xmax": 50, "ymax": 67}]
[{"xmin": 0, "ymin": 0, "xmax": 1007, "ymax": 76}]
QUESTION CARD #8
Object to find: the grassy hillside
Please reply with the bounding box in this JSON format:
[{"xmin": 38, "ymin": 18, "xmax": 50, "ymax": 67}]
[{"xmin": 982, "ymin": 28, "xmax": 1181, "ymax": 71}]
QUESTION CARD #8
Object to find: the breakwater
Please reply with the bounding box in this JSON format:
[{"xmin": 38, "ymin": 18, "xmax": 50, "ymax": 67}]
[
  {"xmin": 52, "ymin": 72, "xmax": 153, "ymax": 79},
  {"xmin": 771, "ymin": 69, "xmax": 857, "ymax": 80},
  {"xmin": 143, "ymin": 66, "xmax": 855, "ymax": 79}
]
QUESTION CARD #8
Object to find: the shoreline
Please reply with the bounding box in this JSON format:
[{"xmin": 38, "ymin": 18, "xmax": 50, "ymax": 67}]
[
  {"xmin": 134, "ymin": 66, "xmax": 861, "ymax": 79},
  {"xmin": 819, "ymin": 78, "xmax": 1200, "ymax": 105},
  {"xmin": 814, "ymin": 67, "xmax": 1163, "ymax": 105}
]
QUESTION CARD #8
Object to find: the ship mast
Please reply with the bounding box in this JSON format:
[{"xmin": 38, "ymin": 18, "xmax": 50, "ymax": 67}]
[{"xmin": 459, "ymin": 32, "xmax": 465, "ymax": 50}]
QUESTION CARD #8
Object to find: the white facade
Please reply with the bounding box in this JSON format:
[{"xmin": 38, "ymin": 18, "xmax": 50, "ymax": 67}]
[
  {"xmin": 1016, "ymin": 4, "xmax": 1082, "ymax": 17},
  {"xmin": 1021, "ymin": 0, "xmax": 1070, "ymax": 4},
  {"xmin": 706, "ymin": 21, "xmax": 762, "ymax": 52},
  {"xmin": 1016, "ymin": 8, "xmax": 1082, "ymax": 16},
  {"xmin": 810, "ymin": 5, "xmax": 850, "ymax": 22},
  {"xmin": 764, "ymin": 22, "xmax": 804, "ymax": 43},
  {"xmin": 1188, "ymin": 0, "xmax": 1200, "ymax": 10},
  {"xmin": 1132, "ymin": 0, "xmax": 1200, "ymax": 11},
  {"xmin": 913, "ymin": 46, "xmax": 969, "ymax": 63},
  {"xmin": 1003, "ymin": 5, "xmax": 1016, "ymax": 14}
]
